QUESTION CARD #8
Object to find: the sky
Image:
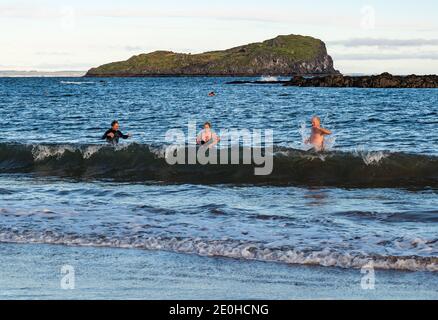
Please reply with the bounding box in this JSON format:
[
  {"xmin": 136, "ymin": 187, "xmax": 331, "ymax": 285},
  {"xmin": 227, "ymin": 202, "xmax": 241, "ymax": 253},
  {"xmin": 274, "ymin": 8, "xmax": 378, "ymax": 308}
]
[{"xmin": 1, "ymin": 0, "xmax": 438, "ymax": 74}]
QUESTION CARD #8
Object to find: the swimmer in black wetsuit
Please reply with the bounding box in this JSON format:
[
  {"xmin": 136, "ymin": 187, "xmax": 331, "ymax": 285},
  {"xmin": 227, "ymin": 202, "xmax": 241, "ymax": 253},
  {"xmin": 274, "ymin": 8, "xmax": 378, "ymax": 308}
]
[{"xmin": 102, "ymin": 120, "xmax": 132, "ymax": 144}]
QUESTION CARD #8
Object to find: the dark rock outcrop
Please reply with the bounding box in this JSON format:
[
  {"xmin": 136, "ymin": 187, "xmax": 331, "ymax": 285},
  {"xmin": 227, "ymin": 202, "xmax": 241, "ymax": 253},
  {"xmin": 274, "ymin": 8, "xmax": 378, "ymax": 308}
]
[{"xmin": 284, "ymin": 72, "xmax": 438, "ymax": 88}]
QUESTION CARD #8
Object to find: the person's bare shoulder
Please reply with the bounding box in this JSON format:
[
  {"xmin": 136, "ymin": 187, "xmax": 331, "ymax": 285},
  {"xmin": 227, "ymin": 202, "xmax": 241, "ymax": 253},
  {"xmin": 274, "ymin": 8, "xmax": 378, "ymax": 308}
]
[{"xmin": 320, "ymin": 127, "xmax": 332, "ymax": 135}]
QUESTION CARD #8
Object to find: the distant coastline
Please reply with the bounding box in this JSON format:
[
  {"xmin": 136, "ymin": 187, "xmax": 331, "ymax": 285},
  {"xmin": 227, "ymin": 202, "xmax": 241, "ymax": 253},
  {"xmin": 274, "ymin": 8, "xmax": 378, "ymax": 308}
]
[{"xmin": 0, "ymin": 70, "xmax": 85, "ymax": 77}]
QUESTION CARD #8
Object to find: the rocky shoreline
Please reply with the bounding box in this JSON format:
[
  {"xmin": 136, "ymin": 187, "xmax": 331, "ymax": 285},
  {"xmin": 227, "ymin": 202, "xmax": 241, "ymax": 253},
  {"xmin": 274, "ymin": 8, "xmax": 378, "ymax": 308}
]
[
  {"xmin": 228, "ymin": 73, "xmax": 438, "ymax": 88},
  {"xmin": 285, "ymin": 73, "xmax": 438, "ymax": 88}
]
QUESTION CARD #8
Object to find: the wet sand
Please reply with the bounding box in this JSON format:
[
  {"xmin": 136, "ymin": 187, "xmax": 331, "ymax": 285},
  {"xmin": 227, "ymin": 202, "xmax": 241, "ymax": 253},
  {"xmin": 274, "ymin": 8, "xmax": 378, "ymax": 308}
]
[{"xmin": 0, "ymin": 243, "xmax": 436, "ymax": 300}]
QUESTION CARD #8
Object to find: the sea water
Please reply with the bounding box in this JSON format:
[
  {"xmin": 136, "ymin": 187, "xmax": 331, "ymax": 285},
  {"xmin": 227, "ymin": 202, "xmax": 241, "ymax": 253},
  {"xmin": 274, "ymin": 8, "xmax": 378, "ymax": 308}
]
[{"xmin": 0, "ymin": 77, "xmax": 437, "ymax": 276}]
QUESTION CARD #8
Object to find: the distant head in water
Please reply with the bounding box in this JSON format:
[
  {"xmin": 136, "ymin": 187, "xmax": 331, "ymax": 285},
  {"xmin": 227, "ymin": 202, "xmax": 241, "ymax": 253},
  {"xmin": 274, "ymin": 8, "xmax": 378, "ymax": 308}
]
[{"xmin": 208, "ymin": 91, "xmax": 215, "ymax": 97}]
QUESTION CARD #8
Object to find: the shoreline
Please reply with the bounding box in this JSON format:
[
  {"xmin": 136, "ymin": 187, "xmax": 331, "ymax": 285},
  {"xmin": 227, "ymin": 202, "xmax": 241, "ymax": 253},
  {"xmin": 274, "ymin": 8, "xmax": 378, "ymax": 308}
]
[
  {"xmin": 83, "ymin": 73, "xmax": 336, "ymax": 78},
  {"xmin": 1, "ymin": 242, "xmax": 437, "ymax": 300},
  {"xmin": 227, "ymin": 73, "xmax": 438, "ymax": 88}
]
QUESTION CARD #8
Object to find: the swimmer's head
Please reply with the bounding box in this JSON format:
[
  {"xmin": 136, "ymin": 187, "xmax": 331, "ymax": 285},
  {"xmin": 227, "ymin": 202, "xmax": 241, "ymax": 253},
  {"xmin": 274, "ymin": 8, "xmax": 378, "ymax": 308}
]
[
  {"xmin": 203, "ymin": 122, "xmax": 212, "ymax": 129},
  {"xmin": 311, "ymin": 116, "xmax": 321, "ymax": 127},
  {"xmin": 111, "ymin": 120, "xmax": 119, "ymax": 130}
]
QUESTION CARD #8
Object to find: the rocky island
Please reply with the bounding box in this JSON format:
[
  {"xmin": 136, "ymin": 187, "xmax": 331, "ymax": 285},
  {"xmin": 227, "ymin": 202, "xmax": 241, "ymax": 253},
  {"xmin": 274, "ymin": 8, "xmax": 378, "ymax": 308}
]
[{"xmin": 85, "ymin": 35, "xmax": 339, "ymax": 77}]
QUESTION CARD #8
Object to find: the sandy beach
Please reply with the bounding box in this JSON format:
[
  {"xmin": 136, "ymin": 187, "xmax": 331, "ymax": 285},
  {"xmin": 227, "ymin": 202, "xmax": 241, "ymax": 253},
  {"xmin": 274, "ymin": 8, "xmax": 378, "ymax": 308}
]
[{"xmin": 1, "ymin": 243, "xmax": 436, "ymax": 300}]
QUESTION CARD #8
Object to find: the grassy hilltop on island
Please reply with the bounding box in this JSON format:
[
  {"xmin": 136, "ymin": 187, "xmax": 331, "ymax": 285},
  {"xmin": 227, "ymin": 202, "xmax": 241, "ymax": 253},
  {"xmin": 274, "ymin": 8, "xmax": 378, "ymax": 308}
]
[{"xmin": 85, "ymin": 35, "xmax": 339, "ymax": 77}]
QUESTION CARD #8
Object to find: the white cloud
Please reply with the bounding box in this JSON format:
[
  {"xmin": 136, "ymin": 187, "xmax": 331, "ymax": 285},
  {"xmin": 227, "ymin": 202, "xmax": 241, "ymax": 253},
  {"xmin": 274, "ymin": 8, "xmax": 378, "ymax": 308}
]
[
  {"xmin": 330, "ymin": 38, "xmax": 438, "ymax": 48},
  {"xmin": 35, "ymin": 51, "xmax": 71, "ymax": 56},
  {"xmin": 334, "ymin": 52, "xmax": 438, "ymax": 60},
  {"xmin": 0, "ymin": 4, "xmax": 357, "ymax": 27}
]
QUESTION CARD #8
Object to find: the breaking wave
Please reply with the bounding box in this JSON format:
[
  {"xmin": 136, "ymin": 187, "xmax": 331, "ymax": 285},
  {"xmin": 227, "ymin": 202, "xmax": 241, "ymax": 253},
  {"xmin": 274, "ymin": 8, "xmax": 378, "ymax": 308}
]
[
  {"xmin": 60, "ymin": 81, "xmax": 95, "ymax": 85},
  {"xmin": 0, "ymin": 231, "xmax": 436, "ymax": 272},
  {"xmin": 259, "ymin": 76, "xmax": 279, "ymax": 82},
  {"xmin": 0, "ymin": 142, "xmax": 437, "ymax": 188}
]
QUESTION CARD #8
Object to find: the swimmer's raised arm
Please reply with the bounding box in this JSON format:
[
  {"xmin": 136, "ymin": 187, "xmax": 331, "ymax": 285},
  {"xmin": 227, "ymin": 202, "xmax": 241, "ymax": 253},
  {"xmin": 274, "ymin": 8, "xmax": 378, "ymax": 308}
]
[
  {"xmin": 318, "ymin": 127, "xmax": 332, "ymax": 135},
  {"xmin": 119, "ymin": 131, "xmax": 131, "ymax": 139}
]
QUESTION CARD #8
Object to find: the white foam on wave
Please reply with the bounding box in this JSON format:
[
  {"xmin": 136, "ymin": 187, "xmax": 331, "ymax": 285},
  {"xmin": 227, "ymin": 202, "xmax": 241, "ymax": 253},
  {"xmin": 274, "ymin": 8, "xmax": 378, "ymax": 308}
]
[
  {"xmin": 150, "ymin": 145, "xmax": 167, "ymax": 159},
  {"xmin": 113, "ymin": 142, "xmax": 134, "ymax": 152},
  {"xmin": 82, "ymin": 145, "xmax": 103, "ymax": 159},
  {"xmin": 0, "ymin": 232, "xmax": 436, "ymax": 272},
  {"xmin": 354, "ymin": 146, "xmax": 389, "ymax": 165},
  {"xmin": 60, "ymin": 81, "xmax": 95, "ymax": 85},
  {"xmin": 296, "ymin": 121, "xmax": 311, "ymax": 151},
  {"xmin": 323, "ymin": 135, "xmax": 337, "ymax": 151},
  {"xmin": 362, "ymin": 151, "xmax": 388, "ymax": 165},
  {"xmin": 31, "ymin": 144, "xmax": 104, "ymax": 161},
  {"xmin": 31, "ymin": 145, "xmax": 76, "ymax": 161},
  {"xmin": 259, "ymin": 75, "xmax": 279, "ymax": 82}
]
